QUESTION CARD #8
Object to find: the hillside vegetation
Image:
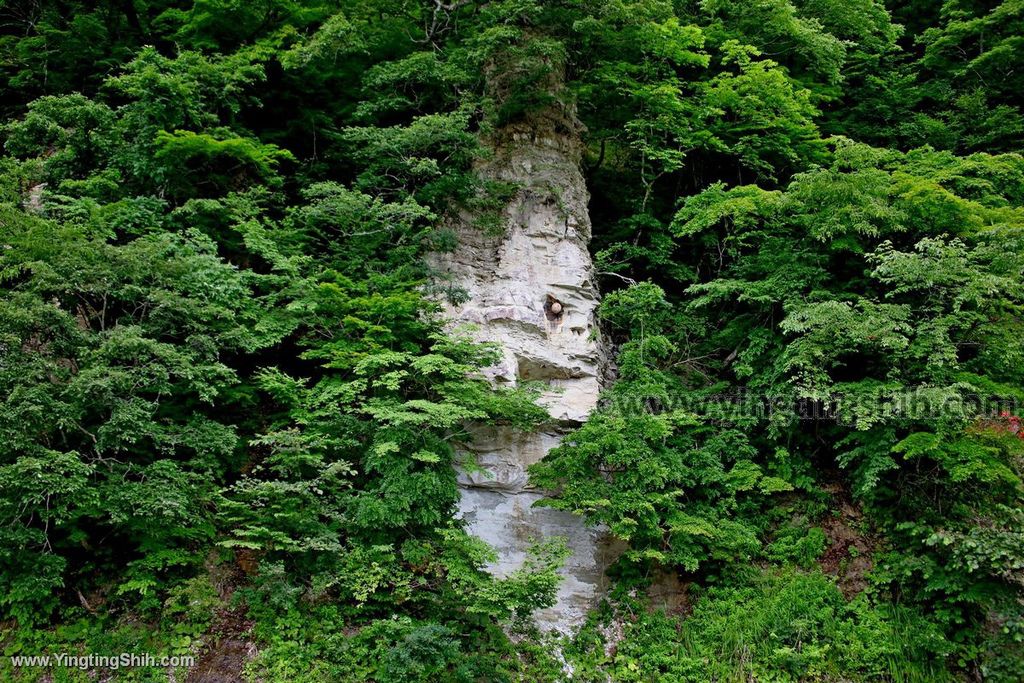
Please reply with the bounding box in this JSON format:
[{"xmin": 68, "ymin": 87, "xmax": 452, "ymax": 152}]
[{"xmin": 1, "ymin": 1, "xmax": 1023, "ymax": 680}]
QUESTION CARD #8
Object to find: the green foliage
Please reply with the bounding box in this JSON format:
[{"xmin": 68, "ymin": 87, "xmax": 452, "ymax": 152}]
[
  {"xmin": 153, "ymin": 129, "xmax": 293, "ymax": 197},
  {"xmin": 915, "ymin": 0, "xmax": 1024, "ymax": 152},
  {"xmin": 569, "ymin": 569, "xmax": 951, "ymax": 682},
  {"xmin": 531, "ymin": 285, "xmax": 767, "ymax": 572},
  {"xmin": 0, "ymin": 5, "xmax": 560, "ymax": 677},
  {"xmin": 3, "ymin": 0, "xmax": 1024, "ymax": 680},
  {"xmin": 0, "ymin": 204, "xmax": 263, "ymax": 622},
  {"xmin": 1, "ymin": 573, "xmax": 222, "ymax": 682},
  {"xmin": 242, "ymin": 535, "xmax": 568, "ymax": 681},
  {"xmin": 768, "ymin": 525, "xmax": 828, "ymax": 568},
  {"xmin": 549, "ymin": 137, "xmax": 1024, "ymax": 677}
]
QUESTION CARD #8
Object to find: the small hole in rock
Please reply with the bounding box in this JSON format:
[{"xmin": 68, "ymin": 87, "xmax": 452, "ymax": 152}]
[{"xmin": 544, "ymin": 294, "xmax": 564, "ymax": 321}]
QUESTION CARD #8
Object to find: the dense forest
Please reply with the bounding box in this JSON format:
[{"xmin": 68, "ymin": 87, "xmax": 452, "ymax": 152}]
[{"xmin": 1, "ymin": 0, "xmax": 1023, "ymax": 680}]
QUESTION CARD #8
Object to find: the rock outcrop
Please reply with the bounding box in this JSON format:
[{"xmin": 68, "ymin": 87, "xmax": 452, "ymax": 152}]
[{"xmin": 430, "ymin": 63, "xmax": 615, "ymax": 634}]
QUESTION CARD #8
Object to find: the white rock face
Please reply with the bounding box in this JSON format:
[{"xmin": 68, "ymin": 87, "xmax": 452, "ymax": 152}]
[{"xmin": 430, "ymin": 94, "xmax": 616, "ymax": 633}]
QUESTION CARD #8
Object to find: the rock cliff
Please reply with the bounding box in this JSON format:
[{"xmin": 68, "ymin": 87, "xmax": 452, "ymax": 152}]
[{"xmin": 430, "ymin": 66, "xmax": 616, "ymax": 634}]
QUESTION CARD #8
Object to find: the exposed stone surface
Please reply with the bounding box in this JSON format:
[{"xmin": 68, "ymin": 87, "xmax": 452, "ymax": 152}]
[
  {"xmin": 430, "ymin": 68, "xmax": 614, "ymax": 634},
  {"xmin": 647, "ymin": 569, "xmax": 691, "ymax": 616}
]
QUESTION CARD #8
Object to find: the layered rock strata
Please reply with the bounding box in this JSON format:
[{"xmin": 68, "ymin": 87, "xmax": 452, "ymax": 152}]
[{"xmin": 430, "ymin": 74, "xmax": 615, "ymax": 633}]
